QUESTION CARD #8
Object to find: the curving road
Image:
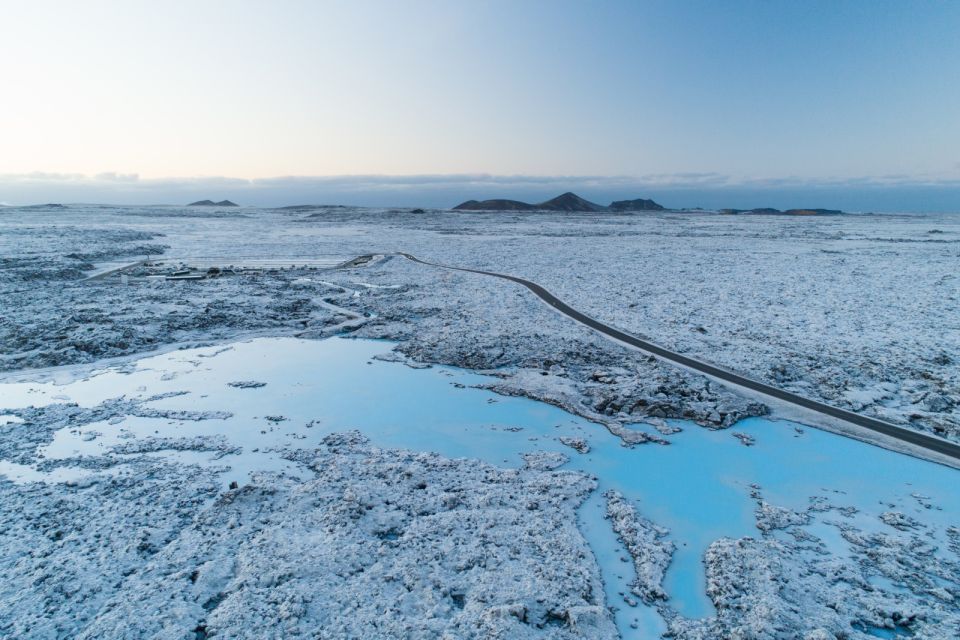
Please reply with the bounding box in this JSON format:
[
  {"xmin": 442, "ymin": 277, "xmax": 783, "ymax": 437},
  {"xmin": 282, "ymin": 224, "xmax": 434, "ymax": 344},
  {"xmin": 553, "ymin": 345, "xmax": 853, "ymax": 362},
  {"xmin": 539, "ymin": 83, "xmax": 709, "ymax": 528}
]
[{"xmin": 395, "ymin": 253, "xmax": 960, "ymax": 463}]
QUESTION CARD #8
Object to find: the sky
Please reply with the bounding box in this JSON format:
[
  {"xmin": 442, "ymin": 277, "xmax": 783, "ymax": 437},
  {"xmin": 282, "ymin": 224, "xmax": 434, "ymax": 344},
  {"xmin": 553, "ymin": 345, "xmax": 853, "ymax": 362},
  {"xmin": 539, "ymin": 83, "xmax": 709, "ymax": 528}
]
[{"xmin": 2, "ymin": 0, "xmax": 959, "ymax": 210}]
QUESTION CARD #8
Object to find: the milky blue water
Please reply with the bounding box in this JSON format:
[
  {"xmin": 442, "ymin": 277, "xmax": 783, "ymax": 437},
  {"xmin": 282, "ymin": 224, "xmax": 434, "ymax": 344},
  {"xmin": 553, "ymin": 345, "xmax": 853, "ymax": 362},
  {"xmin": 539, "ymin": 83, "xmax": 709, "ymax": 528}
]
[{"xmin": 3, "ymin": 336, "xmax": 958, "ymax": 638}]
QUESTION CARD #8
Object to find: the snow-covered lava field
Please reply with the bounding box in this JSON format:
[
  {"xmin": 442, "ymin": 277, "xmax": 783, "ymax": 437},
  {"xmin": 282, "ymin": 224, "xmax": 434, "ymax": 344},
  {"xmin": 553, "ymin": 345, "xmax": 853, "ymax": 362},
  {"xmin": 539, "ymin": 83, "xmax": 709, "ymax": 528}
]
[{"xmin": 1, "ymin": 203, "xmax": 959, "ymax": 639}]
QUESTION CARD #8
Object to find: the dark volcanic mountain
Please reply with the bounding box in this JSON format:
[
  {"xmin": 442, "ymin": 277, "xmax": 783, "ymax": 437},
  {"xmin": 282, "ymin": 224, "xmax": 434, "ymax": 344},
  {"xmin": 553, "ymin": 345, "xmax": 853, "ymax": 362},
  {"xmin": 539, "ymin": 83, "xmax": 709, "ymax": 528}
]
[
  {"xmin": 452, "ymin": 199, "xmax": 536, "ymax": 211},
  {"xmin": 188, "ymin": 200, "xmax": 239, "ymax": 207},
  {"xmin": 537, "ymin": 192, "xmax": 606, "ymax": 212},
  {"xmin": 609, "ymin": 198, "xmax": 665, "ymax": 211},
  {"xmin": 452, "ymin": 192, "xmax": 664, "ymax": 212}
]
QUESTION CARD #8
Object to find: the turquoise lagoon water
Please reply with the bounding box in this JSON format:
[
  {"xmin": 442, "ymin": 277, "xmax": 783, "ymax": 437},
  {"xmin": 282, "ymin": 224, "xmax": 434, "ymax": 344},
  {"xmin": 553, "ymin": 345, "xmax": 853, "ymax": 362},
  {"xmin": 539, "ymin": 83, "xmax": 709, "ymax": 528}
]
[{"xmin": 2, "ymin": 336, "xmax": 958, "ymax": 638}]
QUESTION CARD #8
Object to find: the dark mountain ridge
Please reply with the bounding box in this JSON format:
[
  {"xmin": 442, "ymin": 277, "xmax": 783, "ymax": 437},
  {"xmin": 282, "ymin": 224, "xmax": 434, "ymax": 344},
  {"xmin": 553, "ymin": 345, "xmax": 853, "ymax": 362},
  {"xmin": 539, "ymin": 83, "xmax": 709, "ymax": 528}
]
[
  {"xmin": 537, "ymin": 192, "xmax": 607, "ymax": 212},
  {"xmin": 610, "ymin": 198, "xmax": 665, "ymax": 211},
  {"xmin": 188, "ymin": 200, "xmax": 239, "ymax": 207},
  {"xmin": 720, "ymin": 208, "xmax": 843, "ymax": 216},
  {"xmin": 452, "ymin": 192, "xmax": 664, "ymax": 212},
  {"xmin": 452, "ymin": 198, "xmax": 536, "ymax": 211}
]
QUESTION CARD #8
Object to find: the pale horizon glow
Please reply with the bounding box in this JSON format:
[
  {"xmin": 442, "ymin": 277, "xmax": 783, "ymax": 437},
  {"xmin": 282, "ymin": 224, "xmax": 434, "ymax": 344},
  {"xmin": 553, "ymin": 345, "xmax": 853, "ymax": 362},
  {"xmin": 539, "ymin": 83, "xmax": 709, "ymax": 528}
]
[{"xmin": 2, "ymin": 0, "xmax": 960, "ymax": 209}]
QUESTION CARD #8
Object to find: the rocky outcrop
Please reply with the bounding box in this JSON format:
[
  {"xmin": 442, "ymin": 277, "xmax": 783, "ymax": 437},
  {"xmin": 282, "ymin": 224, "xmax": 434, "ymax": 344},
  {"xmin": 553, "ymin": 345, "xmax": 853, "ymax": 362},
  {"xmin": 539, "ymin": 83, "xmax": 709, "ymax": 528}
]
[
  {"xmin": 558, "ymin": 436, "xmax": 590, "ymax": 454},
  {"xmin": 605, "ymin": 490, "xmax": 675, "ymax": 604},
  {"xmin": 452, "ymin": 199, "xmax": 536, "ymax": 211},
  {"xmin": 609, "ymin": 198, "xmax": 665, "ymax": 211},
  {"xmin": 188, "ymin": 200, "xmax": 239, "ymax": 207}
]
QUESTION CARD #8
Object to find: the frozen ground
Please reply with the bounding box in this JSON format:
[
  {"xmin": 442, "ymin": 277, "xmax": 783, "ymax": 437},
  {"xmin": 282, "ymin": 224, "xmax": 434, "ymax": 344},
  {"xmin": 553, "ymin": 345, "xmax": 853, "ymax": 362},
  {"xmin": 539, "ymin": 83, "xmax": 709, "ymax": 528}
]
[
  {"xmin": 1, "ymin": 204, "xmax": 956, "ymax": 440},
  {"xmin": 1, "ymin": 204, "xmax": 959, "ymax": 638}
]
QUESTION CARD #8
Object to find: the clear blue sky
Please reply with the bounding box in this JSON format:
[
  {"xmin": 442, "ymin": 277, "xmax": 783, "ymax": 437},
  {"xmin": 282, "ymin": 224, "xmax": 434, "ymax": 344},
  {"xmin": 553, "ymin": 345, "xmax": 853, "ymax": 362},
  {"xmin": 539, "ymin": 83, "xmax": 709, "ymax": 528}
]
[{"xmin": 2, "ymin": 0, "xmax": 959, "ymax": 209}]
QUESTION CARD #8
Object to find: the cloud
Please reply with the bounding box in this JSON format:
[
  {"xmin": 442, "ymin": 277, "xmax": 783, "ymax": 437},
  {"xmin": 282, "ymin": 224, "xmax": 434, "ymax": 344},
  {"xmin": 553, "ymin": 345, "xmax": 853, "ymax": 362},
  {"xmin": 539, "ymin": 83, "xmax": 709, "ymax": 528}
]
[
  {"xmin": 3, "ymin": 170, "xmax": 960, "ymax": 191},
  {"xmin": 94, "ymin": 172, "xmax": 140, "ymax": 182}
]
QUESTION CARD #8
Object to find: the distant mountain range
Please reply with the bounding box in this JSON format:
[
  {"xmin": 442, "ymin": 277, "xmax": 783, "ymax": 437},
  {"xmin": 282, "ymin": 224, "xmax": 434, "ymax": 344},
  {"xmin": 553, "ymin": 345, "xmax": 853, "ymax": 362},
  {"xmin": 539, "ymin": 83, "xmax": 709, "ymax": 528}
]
[
  {"xmin": 451, "ymin": 192, "xmax": 846, "ymax": 215},
  {"xmin": 719, "ymin": 207, "xmax": 843, "ymax": 216},
  {"xmin": 452, "ymin": 192, "xmax": 665, "ymax": 212},
  {"xmin": 8, "ymin": 203, "xmax": 66, "ymax": 210},
  {"xmin": 188, "ymin": 200, "xmax": 239, "ymax": 207}
]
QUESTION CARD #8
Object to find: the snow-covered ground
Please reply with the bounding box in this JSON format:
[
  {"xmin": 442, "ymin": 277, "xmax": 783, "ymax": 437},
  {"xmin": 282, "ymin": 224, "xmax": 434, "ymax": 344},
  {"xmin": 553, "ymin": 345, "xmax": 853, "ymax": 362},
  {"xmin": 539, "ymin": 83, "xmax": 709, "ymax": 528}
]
[
  {"xmin": 444, "ymin": 211, "xmax": 960, "ymax": 443},
  {"xmin": 2, "ymin": 336, "xmax": 958, "ymax": 639},
  {"xmin": 2, "ymin": 204, "xmax": 959, "ymax": 638},
  {"xmin": 3, "ymin": 205, "xmax": 956, "ymax": 439}
]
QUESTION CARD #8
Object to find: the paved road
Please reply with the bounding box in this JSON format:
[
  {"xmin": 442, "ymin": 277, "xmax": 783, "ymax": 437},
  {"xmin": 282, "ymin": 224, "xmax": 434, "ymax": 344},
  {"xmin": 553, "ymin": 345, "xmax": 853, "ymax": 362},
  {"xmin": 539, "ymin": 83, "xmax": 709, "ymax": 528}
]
[{"xmin": 396, "ymin": 253, "xmax": 960, "ymax": 463}]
